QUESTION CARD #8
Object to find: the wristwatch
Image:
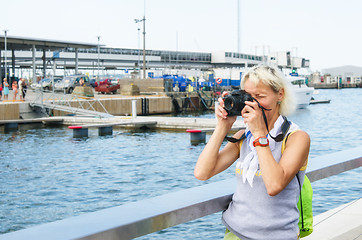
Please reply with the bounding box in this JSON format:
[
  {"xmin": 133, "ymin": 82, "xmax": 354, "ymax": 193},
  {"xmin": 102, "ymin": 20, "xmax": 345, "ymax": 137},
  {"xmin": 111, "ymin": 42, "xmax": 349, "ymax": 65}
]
[{"xmin": 253, "ymin": 137, "xmax": 269, "ymax": 147}]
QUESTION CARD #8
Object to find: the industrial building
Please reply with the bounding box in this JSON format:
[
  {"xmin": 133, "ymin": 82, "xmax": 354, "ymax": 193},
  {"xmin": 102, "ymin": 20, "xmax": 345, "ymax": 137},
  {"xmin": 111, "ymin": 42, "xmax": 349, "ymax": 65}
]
[{"xmin": 1, "ymin": 35, "xmax": 310, "ymax": 83}]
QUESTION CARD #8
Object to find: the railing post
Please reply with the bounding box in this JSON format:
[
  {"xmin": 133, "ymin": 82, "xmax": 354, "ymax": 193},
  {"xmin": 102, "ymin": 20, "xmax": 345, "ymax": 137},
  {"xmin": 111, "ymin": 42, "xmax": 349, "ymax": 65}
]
[
  {"xmin": 69, "ymin": 126, "xmax": 88, "ymax": 138},
  {"xmin": 4, "ymin": 123, "xmax": 19, "ymax": 132},
  {"xmin": 186, "ymin": 129, "xmax": 206, "ymax": 145},
  {"xmin": 132, "ymin": 100, "xmax": 137, "ymax": 119},
  {"xmin": 98, "ymin": 126, "xmax": 113, "ymax": 136}
]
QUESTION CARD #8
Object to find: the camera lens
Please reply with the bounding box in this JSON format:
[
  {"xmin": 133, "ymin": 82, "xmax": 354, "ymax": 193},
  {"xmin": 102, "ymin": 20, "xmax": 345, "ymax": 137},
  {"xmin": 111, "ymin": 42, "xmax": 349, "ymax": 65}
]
[{"xmin": 224, "ymin": 97, "xmax": 234, "ymax": 111}]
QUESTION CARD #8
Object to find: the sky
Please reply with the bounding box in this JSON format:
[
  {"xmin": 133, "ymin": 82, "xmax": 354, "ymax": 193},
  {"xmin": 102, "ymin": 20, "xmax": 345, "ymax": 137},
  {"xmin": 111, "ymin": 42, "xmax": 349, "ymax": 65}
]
[{"xmin": 1, "ymin": 0, "xmax": 361, "ymax": 71}]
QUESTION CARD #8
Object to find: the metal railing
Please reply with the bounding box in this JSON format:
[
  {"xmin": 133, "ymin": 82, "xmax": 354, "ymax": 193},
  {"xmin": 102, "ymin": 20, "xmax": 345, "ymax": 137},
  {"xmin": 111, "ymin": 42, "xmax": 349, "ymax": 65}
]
[
  {"xmin": 1, "ymin": 146, "xmax": 361, "ymax": 240},
  {"xmin": 29, "ymin": 88, "xmax": 112, "ymax": 118}
]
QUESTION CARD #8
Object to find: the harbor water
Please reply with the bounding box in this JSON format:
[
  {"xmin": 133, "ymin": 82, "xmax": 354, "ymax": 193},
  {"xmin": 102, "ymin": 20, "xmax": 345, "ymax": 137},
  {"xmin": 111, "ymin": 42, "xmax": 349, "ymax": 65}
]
[{"xmin": 0, "ymin": 88, "xmax": 361, "ymax": 239}]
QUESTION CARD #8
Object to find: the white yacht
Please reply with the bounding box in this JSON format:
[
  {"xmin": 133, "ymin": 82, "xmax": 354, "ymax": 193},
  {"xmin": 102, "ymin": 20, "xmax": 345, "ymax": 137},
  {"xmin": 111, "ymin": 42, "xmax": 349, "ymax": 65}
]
[{"xmin": 287, "ymin": 76, "xmax": 315, "ymax": 108}]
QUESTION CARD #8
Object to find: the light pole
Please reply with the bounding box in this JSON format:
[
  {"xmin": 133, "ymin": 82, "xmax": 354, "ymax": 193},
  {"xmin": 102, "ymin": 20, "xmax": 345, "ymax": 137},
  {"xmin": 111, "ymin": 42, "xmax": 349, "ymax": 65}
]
[
  {"xmin": 133, "ymin": 0, "xmax": 147, "ymax": 79},
  {"xmin": 142, "ymin": 16, "xmax": 146, "ymax": 79},
  {"xmin": 134, "ymin": 17, "xmax": 146, "ymax": 79},
  {"xmin": 237, "ymin": 0, "xmax": 241, "ymax": 53},
  {"xmin": 134, "ymin": 19, "xmax": 141, "ymax": 77},
  {"xmin": 97, "ymin": 36, "xmax": 100, "ymax": 80},
  {"xmin": 3, "ymin": 30, "xmax": 9, "ymax": 80}
]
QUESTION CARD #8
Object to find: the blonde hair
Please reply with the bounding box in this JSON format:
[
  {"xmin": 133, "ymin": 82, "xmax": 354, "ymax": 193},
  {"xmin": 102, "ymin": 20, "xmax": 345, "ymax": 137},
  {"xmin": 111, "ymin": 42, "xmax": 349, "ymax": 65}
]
[{"xmin": 240, "ymin": 65, "xmax": 296, "ymax": 116}]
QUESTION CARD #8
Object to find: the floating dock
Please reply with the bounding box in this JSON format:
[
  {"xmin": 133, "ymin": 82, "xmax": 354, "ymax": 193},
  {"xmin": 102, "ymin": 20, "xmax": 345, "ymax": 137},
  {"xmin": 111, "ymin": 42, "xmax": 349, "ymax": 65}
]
[
  {"xmin": 0, "ymin": 117, "xmax": 64, "ymax": 131},
  {"xmin": 310, "ymin": 99, "xmax": 331, "ymax": 104},
  {"xmin": 61, "ymin": 115, "xmax": 245, "ymax": 132}
]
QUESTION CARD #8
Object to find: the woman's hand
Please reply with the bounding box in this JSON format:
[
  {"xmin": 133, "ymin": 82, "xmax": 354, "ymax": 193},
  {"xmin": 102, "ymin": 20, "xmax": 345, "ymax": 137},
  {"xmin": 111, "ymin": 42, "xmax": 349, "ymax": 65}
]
[
  {"xmin": 241, "ymin": 100, "xmax": 267, "ymax": 138},
  {"xmin": 216, "ymin": 92, "xmax": 237, "ymax": 128}
]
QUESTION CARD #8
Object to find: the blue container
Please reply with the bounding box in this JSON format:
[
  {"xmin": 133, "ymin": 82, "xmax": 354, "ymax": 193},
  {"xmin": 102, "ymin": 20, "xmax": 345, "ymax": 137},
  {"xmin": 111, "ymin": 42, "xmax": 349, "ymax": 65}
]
[
  {"xmin": 163, "ymin": 75, "xmax": 188, "ymax": 92},
  {"xmin": 180, "ymin": 82, "xmax": 187, "ymax": 92},
  {"xmin": 230, "ymin": 80, "xmax": 241, "ymax": 87}
]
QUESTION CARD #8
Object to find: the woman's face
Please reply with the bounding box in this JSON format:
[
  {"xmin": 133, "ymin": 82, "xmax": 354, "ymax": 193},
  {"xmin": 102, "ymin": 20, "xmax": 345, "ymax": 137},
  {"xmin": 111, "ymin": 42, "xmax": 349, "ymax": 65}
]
[{"xmin": 243, "ymin": 79, "xmax": 283, "ymax": 114}]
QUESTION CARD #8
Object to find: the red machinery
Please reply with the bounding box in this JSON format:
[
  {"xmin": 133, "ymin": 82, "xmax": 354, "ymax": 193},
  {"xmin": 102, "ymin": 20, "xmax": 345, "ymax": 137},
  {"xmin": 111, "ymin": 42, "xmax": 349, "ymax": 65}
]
[{"xmin": 95, "ymin": 79, "xmax": 120, "ymax": 94}]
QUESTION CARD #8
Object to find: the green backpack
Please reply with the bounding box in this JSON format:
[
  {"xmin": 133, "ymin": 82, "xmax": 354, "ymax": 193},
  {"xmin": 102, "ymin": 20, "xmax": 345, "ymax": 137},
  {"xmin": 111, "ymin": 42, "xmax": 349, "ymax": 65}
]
[{"xmin": 296, "ymin": 174, "xmax": 313, "ymax": 238}]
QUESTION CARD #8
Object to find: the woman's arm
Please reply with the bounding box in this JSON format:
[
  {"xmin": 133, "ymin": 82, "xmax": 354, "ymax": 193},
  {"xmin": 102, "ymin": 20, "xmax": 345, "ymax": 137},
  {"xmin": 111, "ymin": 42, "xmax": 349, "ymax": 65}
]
[
  {"xmin": 194, "ymin": 127, "xmax": 244, "ymax": 181},
  {"xmin": 256, "ymin": 130, "xmax": 310, "ymax": 196},
  {"xmin": 241, "ymin": 99, "xmax": 310, "ymax": 196},
  {"xmin": 194, "ymin": 95, "xmax": 242, "ymax": 181}
]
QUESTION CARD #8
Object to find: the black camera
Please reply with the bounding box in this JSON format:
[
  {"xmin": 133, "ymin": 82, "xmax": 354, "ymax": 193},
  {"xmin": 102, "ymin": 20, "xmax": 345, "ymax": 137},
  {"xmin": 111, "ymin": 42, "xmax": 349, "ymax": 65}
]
[{"xmin": 223, "ymin": 90, "xmax": 253, "ymax": 116}]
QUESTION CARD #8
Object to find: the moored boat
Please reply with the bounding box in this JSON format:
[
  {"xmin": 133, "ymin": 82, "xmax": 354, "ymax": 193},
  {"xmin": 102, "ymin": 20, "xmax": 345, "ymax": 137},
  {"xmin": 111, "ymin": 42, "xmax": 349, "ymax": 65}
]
[{"xmin": 287, "ymin": 76, "xmax": 314, "ymax": 108}]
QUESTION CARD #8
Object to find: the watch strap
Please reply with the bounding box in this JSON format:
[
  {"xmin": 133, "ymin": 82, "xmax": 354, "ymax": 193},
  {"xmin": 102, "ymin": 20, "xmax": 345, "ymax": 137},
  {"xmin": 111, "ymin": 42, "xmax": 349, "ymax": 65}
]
[{"xmin": 253, "ymin": 137, "xmax": 269, "ymax": 147}]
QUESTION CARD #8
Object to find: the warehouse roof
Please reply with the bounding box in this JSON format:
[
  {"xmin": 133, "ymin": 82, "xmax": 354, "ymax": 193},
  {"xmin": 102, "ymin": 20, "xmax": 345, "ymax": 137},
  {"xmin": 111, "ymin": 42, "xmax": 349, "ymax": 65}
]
[{"xmin": 0, "ymin": 35, "xmax": 98, "ymax": 51}]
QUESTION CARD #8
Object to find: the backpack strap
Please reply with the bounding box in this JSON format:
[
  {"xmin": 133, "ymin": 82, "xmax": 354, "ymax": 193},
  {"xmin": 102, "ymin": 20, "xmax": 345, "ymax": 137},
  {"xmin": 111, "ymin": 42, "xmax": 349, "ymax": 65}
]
[
  {"xmin": 281, "ymin": 131, "xmax": 296, "ymax": 154},
  {"xmin": 296, "ymin": 173, "xmax": 305, "ymax": 229}
]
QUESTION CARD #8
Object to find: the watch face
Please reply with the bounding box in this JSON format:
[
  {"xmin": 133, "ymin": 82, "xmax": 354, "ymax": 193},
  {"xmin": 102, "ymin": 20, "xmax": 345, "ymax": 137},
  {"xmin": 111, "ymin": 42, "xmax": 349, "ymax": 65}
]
[{"xmin": 259, "ymin": 138, "xmax": 268, "ymax": 144}]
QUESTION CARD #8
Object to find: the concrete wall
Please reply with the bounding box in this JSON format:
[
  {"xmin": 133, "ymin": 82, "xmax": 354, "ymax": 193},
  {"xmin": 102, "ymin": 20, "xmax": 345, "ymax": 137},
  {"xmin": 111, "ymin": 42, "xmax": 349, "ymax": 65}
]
[
  {"xmin": 148, "ymin": 97, "xmax": 172, "ymax": 114},
  {"xmin": 1, "ymin": 95, "xmax": 183, "ymax": 119},
  {"xmin": 0, "ymin": 103, "xmax": 19, "ymax": 120}
]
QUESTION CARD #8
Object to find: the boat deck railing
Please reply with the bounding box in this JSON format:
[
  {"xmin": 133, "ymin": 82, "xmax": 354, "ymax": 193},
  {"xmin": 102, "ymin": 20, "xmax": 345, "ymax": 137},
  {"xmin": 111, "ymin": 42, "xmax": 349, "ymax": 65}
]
[{"xmin": 1, "ymin": 146, "xmax": 361, "ymax": 240}]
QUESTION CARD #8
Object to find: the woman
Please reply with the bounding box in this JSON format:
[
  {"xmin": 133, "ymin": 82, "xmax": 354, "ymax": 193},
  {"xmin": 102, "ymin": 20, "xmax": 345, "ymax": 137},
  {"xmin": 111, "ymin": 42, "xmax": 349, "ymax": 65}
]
[
  {"xmin": 18, "ymin": 78, "xmax": 24, "ymax": 101},
  {"xmin": 3, "ymin": 78, "xmax": 10, "ymax": 100},
  {"xmin": 194, "ymin": 65, "xmax": 310, "ymax": 240},
  {"xmin": 21, "ymin": 79, "xmax": 27, "ymax": 100},
  {"xmin": 79, "ymin": 77, "xmax": 85, "ymax": 86},
  {"xmin": 12, "ymin": 80, "xmax": 18, "ymax": 101}
]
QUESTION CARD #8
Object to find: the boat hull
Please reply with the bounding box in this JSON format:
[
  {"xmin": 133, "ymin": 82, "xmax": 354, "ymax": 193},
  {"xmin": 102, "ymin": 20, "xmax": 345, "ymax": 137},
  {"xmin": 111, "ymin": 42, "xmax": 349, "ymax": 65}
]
[{"xmin": 294, "ymin": 87, "xmax": 314, "ymax": 108}]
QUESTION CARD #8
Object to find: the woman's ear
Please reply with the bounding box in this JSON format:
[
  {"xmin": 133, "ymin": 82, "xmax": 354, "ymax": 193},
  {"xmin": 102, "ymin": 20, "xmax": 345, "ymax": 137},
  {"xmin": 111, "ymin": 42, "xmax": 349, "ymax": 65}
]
[{"xmin": 278, "ymin": 88, "xmax": 285, "ymax": 102}]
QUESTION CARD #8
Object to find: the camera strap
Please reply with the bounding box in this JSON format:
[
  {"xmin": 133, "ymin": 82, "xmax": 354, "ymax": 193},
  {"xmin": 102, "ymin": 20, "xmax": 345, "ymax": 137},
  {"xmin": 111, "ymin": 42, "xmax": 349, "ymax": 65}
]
[
  {"xmin": 263, "ymin": 113, "xmax": 290, "ymax": 142},
  {"xmin": 225, "ymin": 132, "xmax": 247, "ymax": 143},
  {"xmin": 251, "ymin": 99, "xmax": 291, "ymax": 142}
]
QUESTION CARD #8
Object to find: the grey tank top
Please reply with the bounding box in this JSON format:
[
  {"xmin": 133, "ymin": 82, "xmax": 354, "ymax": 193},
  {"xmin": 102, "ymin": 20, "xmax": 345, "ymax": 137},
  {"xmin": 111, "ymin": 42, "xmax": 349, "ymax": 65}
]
[{"xmin": 222, "ymin": 126, "xmax": 306, "ymax": 240}]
